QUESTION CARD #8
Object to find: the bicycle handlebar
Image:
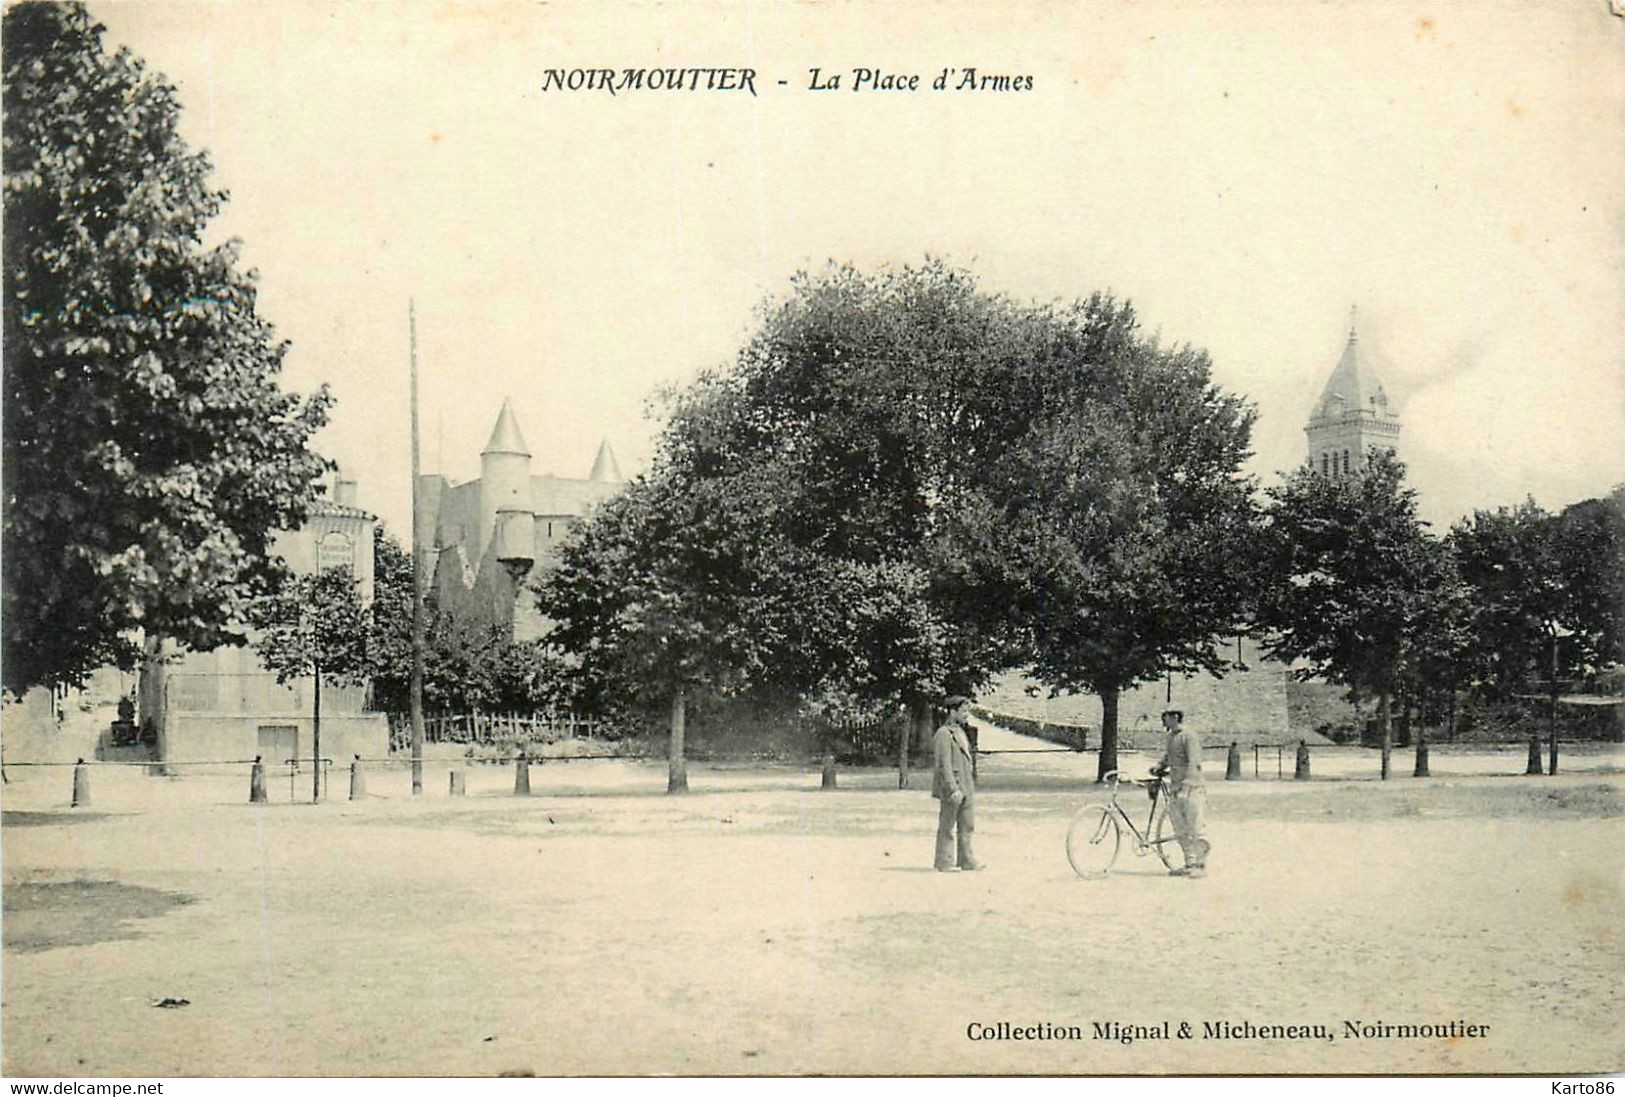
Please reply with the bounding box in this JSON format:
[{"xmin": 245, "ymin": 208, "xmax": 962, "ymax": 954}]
[{"xmin": 1100, "ymin": 769, "xmax": 1165, "ymax": 795}]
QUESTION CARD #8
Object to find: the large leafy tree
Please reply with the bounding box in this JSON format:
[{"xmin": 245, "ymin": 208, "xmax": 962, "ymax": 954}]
[
  {"xmin": 1451, "ymin": 491, "xmax": 1625, "ymax": 693},
  {"xmin": 651, "ymin": 262, "xmax": 1042, "ymax": 783},
  {"xmin": 251, "ymin": 566, "xmax": 368, "ymax": 802},
  {"xmin": 546, "ymin": 261, "xmax": 1260, "ymax": 787},
  {"xmin": 1448, "ymin": 501, "xmax": 1566, "ymax": 700},
  {"xmin": 979, "ymin": 299, "xmax": 1262, "ymax": 780},
  {"xmin": 2, "ymin": 3, "xmax": 331, "ymax": 694},
  {"xmin": 1550, "ymin": 487, "xmax": 1624, "ymax": 678},
  {"xmin": 1258, "ymin": 450, "xmax": 1458, "ymax": 778},
  {"xmin": 1448, "ymin": 489, "xmax": 1624, "ymax": 770}
]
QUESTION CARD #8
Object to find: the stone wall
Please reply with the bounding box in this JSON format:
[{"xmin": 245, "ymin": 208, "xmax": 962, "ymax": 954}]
[
  {"xmin": 979, "ymin": 638, "xmax": 1298, "ymax": 749},
  {"xmin": 164, "ymin": 712, "xmax": 388, "ymax": 771}
]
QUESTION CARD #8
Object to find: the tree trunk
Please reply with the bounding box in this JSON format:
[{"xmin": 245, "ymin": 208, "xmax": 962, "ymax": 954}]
[
  {"xmin": 1396, "ymin": 696, "xmax": 1411, "ymax": 749},
  {"xmin": 900, "ymin": 701, "xmax": 925, "ymax": 790},
  {"xmin": 1548, "ymin": 634, "xmax": 1560, "ymax": 776},
  {"xmin": 668, "ymin": 689, "xmax": 688, "ymax": 794},
  {"xmin": 1096, "ymin": 688, "xmax": 1120, "ymax": 783},
  {"xmin": 1446, "ymin": 685, "xmax": 1457, "ymax": 742},
  {"xmin": 312, "ymin": 663, "xmax": 323, "ymax": 803},
  {"xmin": 1377, "ymin": 689, "xmax": 1392, "ymax": 781},
  {"xmin": 1413, "ymin": 720, "xmax": 1429, "ymax": 777},
  {"xmin": 140, "ymin": 635, "xmax": 172, "ymax": 773}
]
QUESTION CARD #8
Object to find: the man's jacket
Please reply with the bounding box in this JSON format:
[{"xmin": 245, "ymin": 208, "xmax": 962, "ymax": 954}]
[
  {"xmin": 932, "ymin": 723, "xmax": 976, "ymax": 801},
  {"xmin": 1159, "ymin": 729, "xmax": 1205, "ymax": 792}
]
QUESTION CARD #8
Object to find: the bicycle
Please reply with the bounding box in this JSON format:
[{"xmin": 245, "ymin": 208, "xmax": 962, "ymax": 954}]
[{"xmin": 1066, "ymin": 769, "xmax": 1186, "ymax": 878}]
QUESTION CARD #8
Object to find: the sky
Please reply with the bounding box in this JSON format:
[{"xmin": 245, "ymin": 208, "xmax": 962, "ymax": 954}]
[{"xmin": 89, "ymin": 0, "xmax": 1625, "ymax": 535}]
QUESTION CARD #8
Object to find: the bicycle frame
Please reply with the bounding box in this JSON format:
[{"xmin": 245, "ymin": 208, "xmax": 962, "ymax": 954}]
[
  {"xmin": 1066, "ymin": 769, "xmax": 1185, "ymax": 878},
  {"xmin": 1101, "ymin": 770, "xmax": 1174, "ymax": 857}
]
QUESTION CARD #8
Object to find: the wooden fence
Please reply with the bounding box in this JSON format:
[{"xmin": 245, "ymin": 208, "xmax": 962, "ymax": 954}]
[
  {"xmin": 387, "ymin": 711, "xmax": 604, "ymax": 751},
  {"xmin": 826, "ymin": 715, "xmax": 904, "ymax": 763}
]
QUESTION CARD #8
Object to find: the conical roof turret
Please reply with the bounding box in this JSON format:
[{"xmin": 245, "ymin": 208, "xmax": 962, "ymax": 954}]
[
  {"xmin": 1309, "ymin": 319, "xmax": 1395, "ymax": 424},
  {"xmin": 483, "ymin": 398, "xmax": 531, "ymax": 457},
  {"xmin": 588, "ymin": 438, "xmax": 623, "ymax": 483}
]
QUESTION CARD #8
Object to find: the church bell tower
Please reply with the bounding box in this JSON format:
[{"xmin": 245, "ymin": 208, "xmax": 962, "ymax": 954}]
[{"xmin": 1305, "ymin": 311, "xmax": 1401, "ymax": 477}]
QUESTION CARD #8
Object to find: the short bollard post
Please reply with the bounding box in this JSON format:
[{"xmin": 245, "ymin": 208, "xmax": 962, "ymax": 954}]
[
  {"xmin": 514, "ymin": 751, "xmax": 531, "ymax": 797},
  {"xmin": 349, "ymin": 755, "xmax": 366, "ymax": 800},
  {"xmin": 1225, "ymin": 741, "xmax": 1242, "ymax": 780},
  {"xmin": 71, "ymin": 759, "xmax": 90, "ymax": 807},
  {"xmin": 1294, "ymin": 740, "xmax": 1310, "ymax": 781},
  {"xmin": 821, "ymin": 749, "xmax": 837, "ymax": 790},
  {"xmin": 1526, "ymin": 736, "xmax": 1543, "ymax": 775},
  {"xmin": 449, "ymin": 768, "xmax": 466, "ymax": 796},
  {"xmin": 250, "ymin": 756, "xmax": 268, "ymax": 803},
  {"xmin": 1413, "ymin": 741, "xmax": 1430, "ymax": 778}
]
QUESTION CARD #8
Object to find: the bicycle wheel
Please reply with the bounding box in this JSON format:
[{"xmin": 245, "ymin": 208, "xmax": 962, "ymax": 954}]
[
  {"xmin": 1066, "ymin": 805, "xmax": 1122, "ymax": 878},
  {"xmin": 1151, "ymin": 801, "xmax": 1187, "ymax": 873}
]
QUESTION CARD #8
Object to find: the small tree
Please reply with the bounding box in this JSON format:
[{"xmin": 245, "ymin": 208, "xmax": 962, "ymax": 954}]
[
  {"xmin": 252, "ymin": 567, "xmax": 368, "ymax": 801},
  {"xmin": 1258, "ymin": 450, "xmax": 1450, "ymax": 779},
  {"xmin": 1400, "ymin": 549, "xmax": 1474, "ymax": 770},
  {"xmin": 535, "ymin": 474, "xmax": 787, "ymax": 793}
]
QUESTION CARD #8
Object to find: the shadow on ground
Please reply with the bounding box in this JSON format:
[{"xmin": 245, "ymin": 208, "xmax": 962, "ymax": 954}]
[
  {"xmin": 3, "ymin": 880, "xmax": 192, "ymax": 954},
  {"xmin": 2, "ymin": 811, "xmax": 111, "ymax": 828}
]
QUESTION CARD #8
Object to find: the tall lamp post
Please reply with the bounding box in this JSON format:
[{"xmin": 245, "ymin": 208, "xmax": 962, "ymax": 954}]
[{"xmin": 410, "ymin": 302, "xmax": 425, "ymax": 794}]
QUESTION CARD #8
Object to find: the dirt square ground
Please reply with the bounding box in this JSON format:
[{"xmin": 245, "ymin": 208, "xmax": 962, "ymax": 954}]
[{"xmin": 2, "ymin": 742, "xmax": 1621, "ymax": 1077}]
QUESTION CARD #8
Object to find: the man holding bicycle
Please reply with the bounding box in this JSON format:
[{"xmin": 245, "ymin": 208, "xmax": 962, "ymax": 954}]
[{"xmin": 1151, "ymin": 709, "xmax": 1210, "ymax": 878}]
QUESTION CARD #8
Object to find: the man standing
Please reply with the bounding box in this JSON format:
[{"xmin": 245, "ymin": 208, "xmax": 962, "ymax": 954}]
[
  {"xmin": 1152, "ymin": 709, "xmax": 1210, "ymax": 878},
  {"xmin": 931, "ymin": 695, "xmax": 984, "ymax": 872}
]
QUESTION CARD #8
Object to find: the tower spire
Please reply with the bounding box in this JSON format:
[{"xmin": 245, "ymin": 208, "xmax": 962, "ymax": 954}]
[
  {"xmin": 483, "ymin": 398, "xmax": 531, "ymax": 457},
  {"xmin": 588, "ymin": 438, "xmax": 623, "ymax": 483},
  {"xmin": 1305, "ymin": 313, "xmax": 1399, "ymax": 475}
]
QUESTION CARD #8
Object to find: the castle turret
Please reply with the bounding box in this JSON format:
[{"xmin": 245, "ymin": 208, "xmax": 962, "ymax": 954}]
[
  {"xmin": 1305, "ymin": 313, "xmax": 1401, "ymax": 477},
  {"xmin": 588, "ymin": 438, "xmax": 623, "ymax": 483},
  {"xmin": 479, "ymin": 399, "xmax": 534, "ymax": 564}
]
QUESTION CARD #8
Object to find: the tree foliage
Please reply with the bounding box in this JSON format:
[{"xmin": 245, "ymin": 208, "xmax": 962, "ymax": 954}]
[
  {"xmin": 366, "ymin": 527, "xmax": 552, "ymax": 714},
  {"xmin": 538, "ymin": 261, "xmax": 1261, "ymax": 782},
  {"xmin": 1447, "ymin": 500, "xmax": 1564, "ymax": 699},
  {"xmin": 977, "ymin": 298, "xmax": 1261, "ymax": 776},
  {"xmin": 535, "ymin": 471, "xmax": 802, "ymax": 714},
  {"xmin": 1257, "ymin": 450, "xmax": 1466, "ymax": 769},
  {"xmin": 2, "ymin": 2, "xmax": 332, "ymax": 694},
  {"xmin": 1550, "ymin": 488, "xmax": 1624, "ymax": 676},
  {"xmin": 250, "ymin": 565, "xmax": 369, "ymax": 689},
  {"xmin": 250, "ymin": 565, "xmax": 368, "ymax": 801},
  {"xmin": 1449, "ymin": 486, "xmax": 1625, "ymax": 698},
  {"xmin": 656, "ymin": 260, "xmax": 1041, "ymax": 707}
]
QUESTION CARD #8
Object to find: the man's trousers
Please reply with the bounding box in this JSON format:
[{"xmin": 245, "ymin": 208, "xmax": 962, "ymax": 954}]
[
  {"xmin": 1168, "ymin": 785, "xmax": 1210, "ymax": 868},
  {"xmin": 935, "ymin": 795, "xmax": 977, "ymax": 870}
]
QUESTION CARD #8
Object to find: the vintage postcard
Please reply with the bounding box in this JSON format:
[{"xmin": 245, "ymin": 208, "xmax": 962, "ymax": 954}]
[{"xmin": 2, "ymin": 0, "xmax": 1621, "ymax": 1082}]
